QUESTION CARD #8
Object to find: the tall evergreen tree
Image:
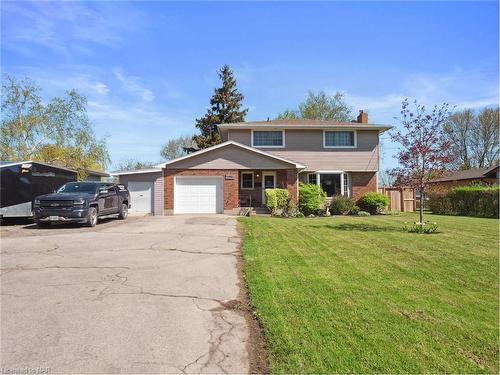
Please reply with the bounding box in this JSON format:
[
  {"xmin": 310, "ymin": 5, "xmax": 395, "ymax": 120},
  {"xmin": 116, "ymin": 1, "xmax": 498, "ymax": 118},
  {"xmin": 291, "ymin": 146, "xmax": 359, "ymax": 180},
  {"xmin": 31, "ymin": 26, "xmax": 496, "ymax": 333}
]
[{"xmin": 193, "ymin": 65, "xmax": 248, "ymax": 149}]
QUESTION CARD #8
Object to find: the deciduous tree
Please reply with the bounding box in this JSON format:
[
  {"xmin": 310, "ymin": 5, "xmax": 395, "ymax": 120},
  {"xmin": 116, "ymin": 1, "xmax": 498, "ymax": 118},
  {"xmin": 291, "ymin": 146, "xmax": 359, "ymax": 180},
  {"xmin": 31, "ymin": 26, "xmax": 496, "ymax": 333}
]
[
  {"xmin": 1, "ymin": 75, "xmax": 109, "ymax": 179},
  {"xmin": 470, "ymin": 107, "xmax": 499, "ymax": 168},
  {"xmin": 443, "ymin": 107, "xmax": 499, "ymax": 169},
  {"xmin": 193, "ymin": 65, "xmax": 248, "ymax": 149},
  {"xmin": 160, "ymin": 134, "xmax": 197, "ymax": 160},
  {"xmin": 116, "ymin": 159, "xmax": 157, "ymax": 171},
  {"xmin": 390, "ymin": 99, "xmax": 453, "ymax": 224},
  {"xmin": 276, "ymin": 91, "xmax": 352, "ymax": 121}
]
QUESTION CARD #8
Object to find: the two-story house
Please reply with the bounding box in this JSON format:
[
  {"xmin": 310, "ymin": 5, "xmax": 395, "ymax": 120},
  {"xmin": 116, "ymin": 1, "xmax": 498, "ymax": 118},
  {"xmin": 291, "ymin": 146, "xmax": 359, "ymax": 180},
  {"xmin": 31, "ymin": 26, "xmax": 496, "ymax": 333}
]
[{"xmin": 158, "ymin": 111, "xmax": 391, "ymax": 214}]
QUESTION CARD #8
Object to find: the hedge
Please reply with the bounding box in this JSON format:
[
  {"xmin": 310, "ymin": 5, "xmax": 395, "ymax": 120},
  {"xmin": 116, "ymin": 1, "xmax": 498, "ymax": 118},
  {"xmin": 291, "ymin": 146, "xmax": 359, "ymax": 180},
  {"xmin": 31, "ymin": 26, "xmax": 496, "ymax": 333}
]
[{"xmin": 428, "ymin": 185, "xmax": 499, "ymax": 218}]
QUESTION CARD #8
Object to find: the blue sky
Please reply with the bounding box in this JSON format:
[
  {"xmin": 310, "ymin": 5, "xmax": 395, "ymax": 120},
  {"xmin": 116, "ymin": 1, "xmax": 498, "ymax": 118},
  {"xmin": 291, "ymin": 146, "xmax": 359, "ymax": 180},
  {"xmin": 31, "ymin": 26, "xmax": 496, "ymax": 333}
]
[{"xmin": 2, "ymin": 1, "xmax": 499, "ymax": 170}]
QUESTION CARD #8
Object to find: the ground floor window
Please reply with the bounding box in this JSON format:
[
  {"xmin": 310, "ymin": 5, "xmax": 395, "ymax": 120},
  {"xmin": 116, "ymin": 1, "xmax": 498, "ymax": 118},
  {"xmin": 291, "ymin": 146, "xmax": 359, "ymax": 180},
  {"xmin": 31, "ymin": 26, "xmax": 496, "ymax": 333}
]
[
  {"xmin": 307, "ymin": 172, "xmax": 351, "ymax": 197},
  {"xmin": 320, "ymin": 174, "xmax": 341, "ymax": 197},
  {"xmin": 343, "ymin": 174, "xmax": 351, "ymax": 198},
  {"xmin": 241, "ymin": 171, "xmax": 254, "ymax": 189},
  {"xmin": 307, "ymin": 173, "xmax": 317, "ymax": 185}
]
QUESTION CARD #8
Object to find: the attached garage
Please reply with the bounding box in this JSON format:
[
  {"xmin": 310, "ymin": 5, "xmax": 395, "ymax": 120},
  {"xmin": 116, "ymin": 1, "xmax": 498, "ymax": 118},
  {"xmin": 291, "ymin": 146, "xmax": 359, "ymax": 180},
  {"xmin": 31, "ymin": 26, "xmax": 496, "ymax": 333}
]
[
  {"xmin": 128, "ymin": 181, "xmax": 154, "ymax": 213},
  {"xmin": 174, "ymin": 176, "xmax": 223, "ymax": 214},
  {"xmin": 159, "ymin": 141, "xmax": 305, "ymax": 215},
  {"xmin": 111, "ymin": 168, "xmax": 163, "ymax": 216}
]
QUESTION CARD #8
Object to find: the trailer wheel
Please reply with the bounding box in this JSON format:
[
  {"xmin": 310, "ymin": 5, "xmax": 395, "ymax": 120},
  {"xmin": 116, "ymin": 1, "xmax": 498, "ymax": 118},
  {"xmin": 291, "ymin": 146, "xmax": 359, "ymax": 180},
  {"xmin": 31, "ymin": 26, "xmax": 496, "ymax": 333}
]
[{"xmin": 86, "ymin": 206, "xmax": 98, "ymax": 227}]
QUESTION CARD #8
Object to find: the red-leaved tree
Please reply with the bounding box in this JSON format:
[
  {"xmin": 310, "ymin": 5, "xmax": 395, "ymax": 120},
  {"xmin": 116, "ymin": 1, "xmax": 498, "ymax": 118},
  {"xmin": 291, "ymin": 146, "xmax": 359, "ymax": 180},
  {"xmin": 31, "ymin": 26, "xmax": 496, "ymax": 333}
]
[{"xmin": 391, "ymin": 99, "xmax": 453, "ymax": 224}]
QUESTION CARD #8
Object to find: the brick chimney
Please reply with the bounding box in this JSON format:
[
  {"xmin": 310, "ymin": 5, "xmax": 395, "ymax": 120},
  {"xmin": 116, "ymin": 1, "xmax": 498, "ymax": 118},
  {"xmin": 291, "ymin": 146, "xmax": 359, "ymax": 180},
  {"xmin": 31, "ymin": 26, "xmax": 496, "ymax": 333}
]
[{"xmin": 357, "ymin": 110, "xmax": 368, "ymax": 124}]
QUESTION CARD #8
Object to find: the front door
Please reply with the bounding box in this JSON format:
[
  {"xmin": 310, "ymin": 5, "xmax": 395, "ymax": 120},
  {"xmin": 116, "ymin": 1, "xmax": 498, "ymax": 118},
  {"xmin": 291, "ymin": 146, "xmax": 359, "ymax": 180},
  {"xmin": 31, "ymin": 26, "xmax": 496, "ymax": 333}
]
[{"xmin": 262, "ymin": 171, "xmax": 276, "ymax": 205}]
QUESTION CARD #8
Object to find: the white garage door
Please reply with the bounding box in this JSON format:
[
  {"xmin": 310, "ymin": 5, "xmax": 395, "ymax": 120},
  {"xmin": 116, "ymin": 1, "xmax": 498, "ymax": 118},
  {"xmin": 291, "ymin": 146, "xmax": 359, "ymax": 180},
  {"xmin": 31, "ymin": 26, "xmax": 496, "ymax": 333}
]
[
  {"xmin": 128, "ymin": 181, "xmax": 153, "ymax": 213},
  {"xmin": 174, "ymin": 176, "xmax": 223, "ymax": 214}
]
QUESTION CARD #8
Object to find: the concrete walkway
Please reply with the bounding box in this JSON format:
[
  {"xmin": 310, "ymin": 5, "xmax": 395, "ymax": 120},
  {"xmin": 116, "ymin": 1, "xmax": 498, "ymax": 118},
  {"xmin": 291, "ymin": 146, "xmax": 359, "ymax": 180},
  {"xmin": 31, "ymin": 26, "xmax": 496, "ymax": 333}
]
[{"xmin": 1, "ymin": 215, "xmax": 249, "ymax": 373}]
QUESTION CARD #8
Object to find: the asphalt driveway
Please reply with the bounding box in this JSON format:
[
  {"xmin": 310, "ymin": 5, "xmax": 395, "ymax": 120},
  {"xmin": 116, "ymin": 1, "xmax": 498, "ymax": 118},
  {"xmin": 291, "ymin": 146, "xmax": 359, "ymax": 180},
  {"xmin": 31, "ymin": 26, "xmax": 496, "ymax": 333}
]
[{"xmin": 1, "ymin": 215, "xmax": 250, "ymax": 373}]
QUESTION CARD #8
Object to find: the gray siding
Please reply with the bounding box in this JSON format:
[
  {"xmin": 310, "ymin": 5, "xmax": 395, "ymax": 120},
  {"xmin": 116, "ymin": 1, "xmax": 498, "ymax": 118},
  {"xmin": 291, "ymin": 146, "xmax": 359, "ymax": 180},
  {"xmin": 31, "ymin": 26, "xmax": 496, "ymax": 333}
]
[
  {"xmin": 226, "ymin": 129, "xmax": 379, "ymax": 171},
  {"xmin": 166, "ymin": 144, "xmax": 295, "ymax": 169},
  {"xmin": 117, "ymin": 172, "xmax": 164, "ymax": 216}
]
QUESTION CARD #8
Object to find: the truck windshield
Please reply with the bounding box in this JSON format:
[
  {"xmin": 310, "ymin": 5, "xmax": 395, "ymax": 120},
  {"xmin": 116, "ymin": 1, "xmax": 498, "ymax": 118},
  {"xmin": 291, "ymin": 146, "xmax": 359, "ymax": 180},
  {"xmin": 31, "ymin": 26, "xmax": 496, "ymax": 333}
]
[{"xmin": 57, "ymin": 183, "xmax": 98, "ymax": 194}]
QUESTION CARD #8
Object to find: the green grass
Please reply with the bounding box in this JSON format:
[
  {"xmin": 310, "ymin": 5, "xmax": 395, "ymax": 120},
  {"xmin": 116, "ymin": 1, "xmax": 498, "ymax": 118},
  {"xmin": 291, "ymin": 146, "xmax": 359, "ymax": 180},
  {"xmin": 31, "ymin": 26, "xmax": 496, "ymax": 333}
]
[{"xmin": 240, "ymin": 213, "xmax": 499, "ymax": 373}]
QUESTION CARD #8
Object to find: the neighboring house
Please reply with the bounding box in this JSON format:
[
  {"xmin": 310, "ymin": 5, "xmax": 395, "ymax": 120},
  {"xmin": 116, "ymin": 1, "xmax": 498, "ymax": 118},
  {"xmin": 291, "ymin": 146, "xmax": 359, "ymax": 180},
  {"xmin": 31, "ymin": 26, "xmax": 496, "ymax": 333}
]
[
  {"xmin": 428, "ymin": 165, "xmax": 499, "ymax": 192},
  {"xmin": 83, "ymin": 169, "xmax": 110, "ymax": 182},
  {"xmin": 110, "ymin": 168, "xmax": 164, "ymax": 216},
  {"xmin": 154, "ymin": 111, "xmax": 391, "ymax": 215}
]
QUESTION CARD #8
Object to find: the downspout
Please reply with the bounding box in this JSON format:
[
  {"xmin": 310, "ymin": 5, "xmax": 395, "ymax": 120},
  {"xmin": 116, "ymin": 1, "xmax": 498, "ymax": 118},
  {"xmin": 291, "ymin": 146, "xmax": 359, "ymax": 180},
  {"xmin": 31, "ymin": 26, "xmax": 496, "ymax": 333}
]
[{"xmin": 296, "ymin": 167, "xmax": 306, "ymax": 207}]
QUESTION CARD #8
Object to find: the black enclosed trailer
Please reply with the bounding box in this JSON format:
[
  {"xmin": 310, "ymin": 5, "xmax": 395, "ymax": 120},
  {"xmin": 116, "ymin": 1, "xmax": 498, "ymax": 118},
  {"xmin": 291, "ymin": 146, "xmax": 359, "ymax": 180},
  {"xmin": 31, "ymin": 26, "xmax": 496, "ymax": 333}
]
[{"xmin": 0, "ymin": 161, "xmax": 77, "ymax": 218}]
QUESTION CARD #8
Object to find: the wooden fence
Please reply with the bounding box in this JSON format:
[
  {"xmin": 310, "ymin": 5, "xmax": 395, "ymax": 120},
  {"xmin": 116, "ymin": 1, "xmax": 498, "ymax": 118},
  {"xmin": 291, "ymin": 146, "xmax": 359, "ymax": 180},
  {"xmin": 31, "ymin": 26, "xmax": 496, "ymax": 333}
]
[{"xmin": 378, "ymin": 187, "xmax": 416, "ymax": 212}]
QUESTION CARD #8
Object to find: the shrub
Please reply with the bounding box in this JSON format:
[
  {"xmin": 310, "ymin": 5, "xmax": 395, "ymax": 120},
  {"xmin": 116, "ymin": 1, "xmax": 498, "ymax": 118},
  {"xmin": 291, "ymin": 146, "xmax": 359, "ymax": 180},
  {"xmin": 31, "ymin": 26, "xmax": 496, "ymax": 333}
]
[
  {"xmin": 358, "ymin": 192, "xmax": 389, "ymax": 214},
  {"xmin": 266, "ymin": 189, "xmax": 292, "ymax": 216},
  {"xmin": 428, "ymin": 185, "xmax": 499, "ymax": 218},
  {"xmin": 330, "ymin": 195, "xmax": 357, "ymax": 215},
  {"xmin": 349, "ymin": 205, "xmax": 360, "ymax": 215},
  {"xmin": 357, "ymin": 210, "xmax": 370, "ymax": 216},
  {"xmin": 295, "ymin": 212, "xmax": 305, "ymax": 218},
  {"xmin": 298, "ymin": 183, "xmax": 327, "ymax": 216},
  {"xmin": 265, "ymin": 188, "xmax": 292, "ymax": 216},
  {"xmin": 403, "ymin": 221, "xmax": 439, "ymax": 234}
]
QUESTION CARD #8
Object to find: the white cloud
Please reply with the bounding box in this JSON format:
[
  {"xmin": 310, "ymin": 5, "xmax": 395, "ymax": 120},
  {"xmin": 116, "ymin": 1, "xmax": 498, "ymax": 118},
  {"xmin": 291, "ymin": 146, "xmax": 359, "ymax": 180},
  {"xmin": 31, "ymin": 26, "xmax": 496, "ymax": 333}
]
[
  {"xmin": 23, "ymin": 72, "xmax": 110, "ymax": 97},
  {"xmin": 161, "ymin": 80, "xmax": 183, "ymax": 100},
  {"xmin": 93, "ymin": 82, "xmax": 110, "ymax": 95},
  {"xmin": 341, "ymin": 67, "xmax": 499, "ymax": 170},
  {"xmin": 86, "ymin": 100, "xmax": 196, "ymax": 167},
  {"xmin": 341, "ymin": 67, "xmax": 499, "ymax": 126},
  {"xmin": 345, "ymin": 93, "xmax": 403, "ymax": 112},
  {"xmin": 2, "ymin": 2, "xmax": 145, "ymax": 57},
  {"xmin": 113, "ymin": 68, "xmax": 155, "ymax": 102}
]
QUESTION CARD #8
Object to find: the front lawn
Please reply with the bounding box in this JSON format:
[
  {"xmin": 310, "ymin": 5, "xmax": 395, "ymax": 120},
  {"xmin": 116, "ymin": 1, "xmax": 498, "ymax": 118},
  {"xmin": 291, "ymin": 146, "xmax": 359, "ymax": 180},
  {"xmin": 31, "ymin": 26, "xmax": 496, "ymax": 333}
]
[{"xmin": 240, "ymin": 213, "xmax": 499, "ymax": 373}]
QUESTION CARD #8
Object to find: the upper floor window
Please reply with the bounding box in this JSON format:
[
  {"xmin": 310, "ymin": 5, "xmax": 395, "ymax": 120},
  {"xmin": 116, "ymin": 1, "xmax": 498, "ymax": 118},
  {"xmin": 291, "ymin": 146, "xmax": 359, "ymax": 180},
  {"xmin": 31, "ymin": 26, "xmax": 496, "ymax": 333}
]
[
  {"xmin": 252, "ymin": 130, "xmax": 284, "ymax": 147},
  {"xmin": 324, "ymin": 131, "xmax": 356, "ymax": 148}
]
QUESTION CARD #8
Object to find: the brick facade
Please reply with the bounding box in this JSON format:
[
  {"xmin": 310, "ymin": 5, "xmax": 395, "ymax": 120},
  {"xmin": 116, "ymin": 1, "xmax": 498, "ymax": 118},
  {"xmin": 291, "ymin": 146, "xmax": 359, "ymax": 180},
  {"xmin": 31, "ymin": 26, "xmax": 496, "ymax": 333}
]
[
  {"xmin": 351, "ymin": 172, "xmax": 377, "ymax": 202},
  {"xmin": 165, "ymin": 168, "xmax": 299, "ymax": 213},
  {"xmin": 277, "ymin": 169, "xmax": 299, "ymax": 204},
  {"xmin": 165, "ymin": 168, "xmax": 378, "ymax": 213},
  {"xmin": 164, "ymin": 169, "xmax": 239, "ymax": 212},
  {"xmin": 298, "ymin": 171, "xmax": 377, "ymax": 202},
  {"xmin": 239, "ymin": 169, "xmax": 299, "ymax": 207}
]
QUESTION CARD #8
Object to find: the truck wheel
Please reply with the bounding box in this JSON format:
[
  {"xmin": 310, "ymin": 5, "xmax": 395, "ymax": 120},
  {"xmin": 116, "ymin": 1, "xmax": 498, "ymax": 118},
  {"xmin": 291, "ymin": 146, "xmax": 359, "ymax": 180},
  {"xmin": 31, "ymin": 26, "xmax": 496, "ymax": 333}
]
[
  {"xmin": 87, "ymin": 206, "xmax": 98, "ymax": 227},
  {"xmin": 37, "ymin": 221, "xmax": 51, "ymax": 228},
  {"xmin": 118, "ymin": 203, "xmax": 128, "ymax": 220}
]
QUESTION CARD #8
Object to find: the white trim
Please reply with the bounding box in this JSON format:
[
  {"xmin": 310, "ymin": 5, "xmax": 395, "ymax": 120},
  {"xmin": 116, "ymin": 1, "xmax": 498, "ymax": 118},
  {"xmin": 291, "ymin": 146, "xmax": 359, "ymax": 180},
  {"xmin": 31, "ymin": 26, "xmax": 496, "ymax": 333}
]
[
  {"xmin": 240, "ymin": 171, "xmax": 254, "ymax": 190},
  {"xmin": 111, "ymin": 168, "xmax": 162, "ymax": 176},
  {"xmin": 323, "ymin": 130, "xmax": 357, "ymax": 149},
  {"xmin": 314, "ymin": 170, "xmax": 345, "ymax": 174},
  {"xmin": 251, "ymin": 129, "xmax": 285, "ymax": 148},
  {"xmin": 314, "ymin": 171, "xmax": 346, "ymax": 198},
  {"xmin": 157, "ymin": 140, "xmax": 305, "ymax": 169},
  {"xmin": 218, "ymin": 123, "xmax": 392, "ymax": 132},
  {"xmin": 262, "ymin": 171, "xmax": 277, "ymax": 204}
]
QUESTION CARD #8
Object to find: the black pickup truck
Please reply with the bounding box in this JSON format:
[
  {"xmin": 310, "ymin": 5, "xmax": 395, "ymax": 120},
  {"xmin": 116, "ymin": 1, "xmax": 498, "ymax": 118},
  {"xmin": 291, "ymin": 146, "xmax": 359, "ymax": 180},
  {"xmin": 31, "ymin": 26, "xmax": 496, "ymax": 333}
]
[{"xmin": 33, "ymin": 182, "xmax": 130, "ymax": 227}]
